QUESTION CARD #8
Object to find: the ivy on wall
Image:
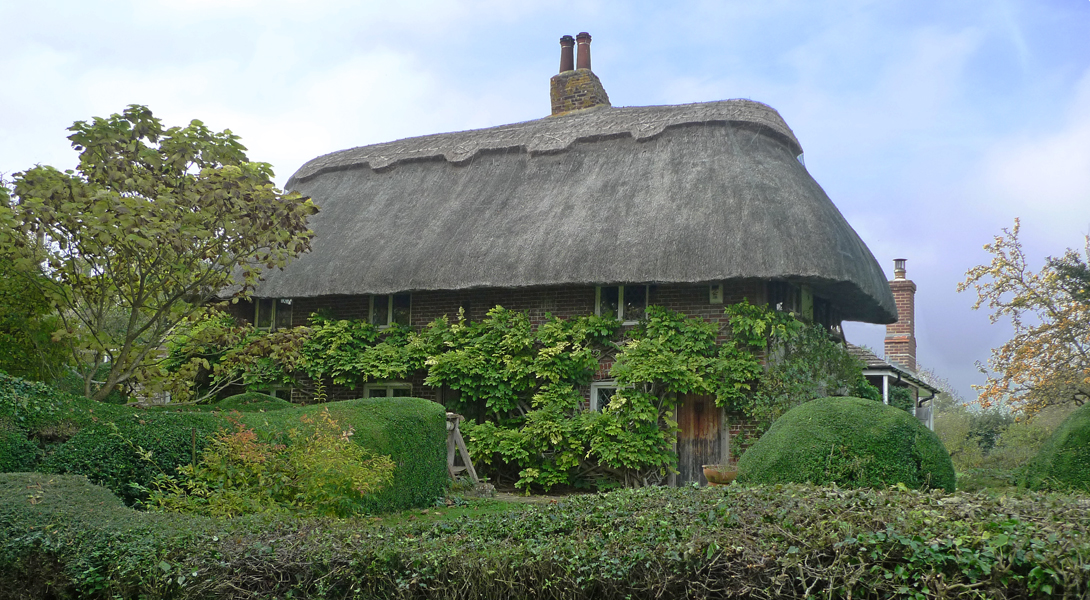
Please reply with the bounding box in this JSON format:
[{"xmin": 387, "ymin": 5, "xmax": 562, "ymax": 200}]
[{"xmin": 152, "ymin": 301, "xmax": 874, "ymax": 491}]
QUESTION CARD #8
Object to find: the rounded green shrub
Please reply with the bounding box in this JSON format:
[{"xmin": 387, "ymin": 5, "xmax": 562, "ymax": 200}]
[
  {"xmin": 736, "ymin": 396, "xmax": 955, "ymax": 492},
  {"xmin": 214, "ymin": 391, "xmax": 293, "ymax": 412},
  {"xmin": 1023, "ymin": 402, "xmax": 1090, "ymax": 492}
]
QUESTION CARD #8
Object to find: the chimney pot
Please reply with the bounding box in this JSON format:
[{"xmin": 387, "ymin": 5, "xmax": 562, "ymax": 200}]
[
  {"xmin": 893, "ymin": 258, "xmax": 907, "ymax": 280},
  {"xmin": 576, "ymin": 32, "xmax": 592, "ymax": 70},
  {"xmin": 559, "ymin": 35, "xmax": 575, "ymax": 73}
]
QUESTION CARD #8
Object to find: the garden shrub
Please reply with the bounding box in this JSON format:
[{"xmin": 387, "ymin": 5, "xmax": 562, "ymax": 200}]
[
  {"xmin": 1023, "ymin": 401, "xmax": 1090, "ymax": 492},
  {"xmin": 148, "ymin": 409, "xmax": 396, "ymax": 517},
  {"xmin": 3, "ymin": 472, "xmax": 1087, "ymax": 599},
  {"xmin": 736, "ymin": 396, "xmax": 955, "ymax": 492},
  {"xmin": 41, "ymin": 411, "xmax": 223, "ymax": 505},
  {"xmin": 0, "ymin": 419, "xmax": 38, "ymax": 472},
  {"xmin": 239, "ymin": 397, "xmax": 447, "ymax": 512},
  {"xmin": 1, "ymin": 371, "xmax": 446, "ymax": 511},
  {"xmin": 209, "ymin": 391, "xmax": 292, "ymax": 412}
]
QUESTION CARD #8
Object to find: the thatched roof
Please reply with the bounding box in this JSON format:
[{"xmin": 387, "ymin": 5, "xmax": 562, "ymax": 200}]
[{"xmin": 259, "ymin": 99, "xmax": 896, "ymax": 324}]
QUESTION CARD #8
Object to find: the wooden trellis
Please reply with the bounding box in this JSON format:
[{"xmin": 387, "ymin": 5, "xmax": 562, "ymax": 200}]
[{"xmin": 446, "ymin": 412, "xmax": 479, "ymax": 484}]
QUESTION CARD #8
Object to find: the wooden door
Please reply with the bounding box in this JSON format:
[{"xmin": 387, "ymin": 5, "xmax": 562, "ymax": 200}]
[{"xmin": 676, "ymin": 393, "xmax": 724, "ymax": 485}]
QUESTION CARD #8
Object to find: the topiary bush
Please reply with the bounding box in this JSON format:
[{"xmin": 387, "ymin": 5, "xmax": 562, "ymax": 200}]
[
  {"xmin": 213, "ymin": 391, "xmax": 293, "ymax": 412},
  {"xmin": 736, "ymin": 396, "xmax": 955, "ymax": 492},
  {"xmin": 1023, "ymin": 402, "xmax": 1090, "ymax": 493}
]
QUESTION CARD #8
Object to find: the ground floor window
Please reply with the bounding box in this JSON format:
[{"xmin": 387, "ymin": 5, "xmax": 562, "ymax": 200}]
[
  {"xmin": 590, "ymin": 381, "xmax": 618, "ymax": 412},
  {"xmin": 363, "ymin": 383, "xmax": 412, "ymax": 398}
]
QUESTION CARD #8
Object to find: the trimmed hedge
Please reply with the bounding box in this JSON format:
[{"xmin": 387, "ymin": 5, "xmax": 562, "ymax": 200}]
[
  {"xmin": 238, "ymin": 397, "xmax": 448, "ymax": 512},
  {"xmin": 1, "ymin": 372, "xmax": 447, "ymax": 511},
  {"xmin": 2, "ymin": 472, "xmax": 1088, "ymax": 599},
  {"xmin": 42, "ymin": 411, "xmax": 223, "ymax": 505},
  {"xmin": 736, "ymin": 396, "xmax": 956, "ymax": 492},
  {"xmin": 1024, "ymin": 402, "xmax": 1090, "ymax": 492}
]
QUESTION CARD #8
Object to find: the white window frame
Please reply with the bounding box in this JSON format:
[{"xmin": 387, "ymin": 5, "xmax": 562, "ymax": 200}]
[
  {"xmin": 370, "ymin": 293, "xmax": 411, "ymax": 328},
  {"xmin": 363, "ymin": 383, "xmax": 413, "ymax": 398},
  {"xmin": 590, "ymin": 381, "xmax": 619, "ymax": 412},
  {"xmin": 595, "ymin": 285, "xmax": 649, "ymax": 325},
  {"xmin": 255, "ymin": 298, "xmax": 292, "ymax": 331}
]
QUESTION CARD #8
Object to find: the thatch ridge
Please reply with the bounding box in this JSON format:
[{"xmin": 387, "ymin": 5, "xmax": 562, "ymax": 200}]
[
  {"xmin": 287, "ymin": 99, "xmax": 802, "ymax": 185},
  {"xmin": 265, "ymin": 100, "xmax": 895, "ymax": 324}
]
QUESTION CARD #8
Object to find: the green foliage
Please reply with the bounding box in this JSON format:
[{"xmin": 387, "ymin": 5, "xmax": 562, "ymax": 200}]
[
  {"xmin": 4, "ymin": 473, "xmax": 1089, "ymax": 599},
  {"xmin": 212, "ymin": 392, "xmax": 292, "ymax": 412},
  {"xmin": 148, "ymin": 410, "xmax": 395, "ymax": 517},
  {"xmin": 0, "ymin": 263, "xmax": 69, "ymax": 384},
  {"xmin": 737, "ymin": 397, "xmax": 956, "ymax": 492},
  {"xmin": 0, "ymin": 371, "xmax": 445, "ymax": 511},
  {"xmin": 240, "ymin": 398, "xmax": 448, "ymax": 512},
  {"xmin": 724, "ymin": 301, "xmax": 870, "ymax": 428},
  {"xmin": 0, "ymin": 420, "xmax": 38, "ymax": 472},
  {"xmin": 0, "ymin": 105, "xmax": 318, "ymax": 401},
  {"xmin": 41, "ymin": 412, "xmax": 222, "ymax": 505},
  {"xmin": 888, "ymin": 386, "xmax": 915, "ymax": 414},
  {"xmin": 1024, "ymin": 401, "xmax": 1090, "ymax": 492},
  {"xmin": 424, "ymin": 307, "xmax": 541, "ymax": 414}
]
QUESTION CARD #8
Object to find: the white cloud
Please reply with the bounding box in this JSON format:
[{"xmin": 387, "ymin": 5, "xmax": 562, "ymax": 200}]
[{"xmin": 972, "ymin": 68, "xmax": 1090, "ymax": 240}]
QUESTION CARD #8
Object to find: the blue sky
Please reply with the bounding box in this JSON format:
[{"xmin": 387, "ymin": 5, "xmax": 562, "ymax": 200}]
[{"xmin": 3, "ymin": 1, "xmax": 1089, "ymax": 403}]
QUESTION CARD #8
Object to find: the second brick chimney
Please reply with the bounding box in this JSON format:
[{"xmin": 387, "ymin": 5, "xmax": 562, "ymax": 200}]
[
  {"xmin": 550, "ymin": 32, "xmax": 611, "ymax": 116},
  {"xmin": 884, "ymin": 258, "xmax": 917, "ymax": 372}
]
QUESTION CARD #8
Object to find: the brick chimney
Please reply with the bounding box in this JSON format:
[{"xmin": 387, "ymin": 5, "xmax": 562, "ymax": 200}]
[
  {"xmin": 884, "ymin": 258, "xmax": 917, "ymax": 371},
  {"xmin": 550, "ymin": 32, "xmax": 611, "ymax": 116}
]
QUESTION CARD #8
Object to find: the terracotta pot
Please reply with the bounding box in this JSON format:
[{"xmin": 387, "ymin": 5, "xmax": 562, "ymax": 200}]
[{"xmin": 702, "ymin": 464, "xmax": 738, "ymax": 485}]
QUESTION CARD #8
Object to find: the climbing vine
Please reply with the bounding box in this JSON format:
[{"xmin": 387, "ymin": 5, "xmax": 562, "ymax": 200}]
[{"xmin": 151, "ymin": 300, "xmax": 870, "ymax": 491}]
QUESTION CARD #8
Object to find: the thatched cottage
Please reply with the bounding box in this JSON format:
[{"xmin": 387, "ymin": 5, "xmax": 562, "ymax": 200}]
[{"xmin": 248, "ymin": 33, "xmax": 905, "ymax": 484}]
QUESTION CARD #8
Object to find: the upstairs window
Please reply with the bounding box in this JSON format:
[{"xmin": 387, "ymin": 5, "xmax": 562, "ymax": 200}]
[
  {"xmin": 255, "ymin": 298, "xmax": 293, "ymax": 331},
  {"xmin": 371, "ymin": 293, "xmax": 411, "ymax": 328},
  {"xmin": 596, "ymin": 285, "xmax": 648, "ymax": 324}
]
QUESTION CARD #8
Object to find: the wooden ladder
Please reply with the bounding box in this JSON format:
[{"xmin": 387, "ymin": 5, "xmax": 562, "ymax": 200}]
[{"xmin": 446, "ymin": 412, "xmax": 479, "ymax": 484}]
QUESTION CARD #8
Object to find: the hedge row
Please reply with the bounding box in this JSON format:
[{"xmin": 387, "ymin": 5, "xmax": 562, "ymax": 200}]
[
  {"xmin": 0, "ymin": 372, "xmax": 448, "ymax": 511},
  {"xmin": 2, "ymin": 472, "xmax": 1087, "ymax": 599}
]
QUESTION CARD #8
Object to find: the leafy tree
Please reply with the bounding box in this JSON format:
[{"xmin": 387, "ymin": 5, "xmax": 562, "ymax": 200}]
[
  {"xmin": 958, "ymin": 219, "xmax": 1090, "ymax": 415},
  {"xmin": 0, "ymin": 106, "xmax": 317, "ymax": 401}
]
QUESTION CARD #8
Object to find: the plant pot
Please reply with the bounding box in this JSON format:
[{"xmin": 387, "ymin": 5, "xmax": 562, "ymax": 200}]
[{"xmin": 702, "ymin": 464, "xmax": 738, "ymax": 486}]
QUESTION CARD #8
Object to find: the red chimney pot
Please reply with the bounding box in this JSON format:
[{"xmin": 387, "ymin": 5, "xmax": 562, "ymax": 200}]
[
  {"xmin": 559, "ymin": 35, "xmax": 575, "ymax": 73},
  {"xmin": 576, "ymin": 32, "xmax": 592, "ymax": 70}
]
